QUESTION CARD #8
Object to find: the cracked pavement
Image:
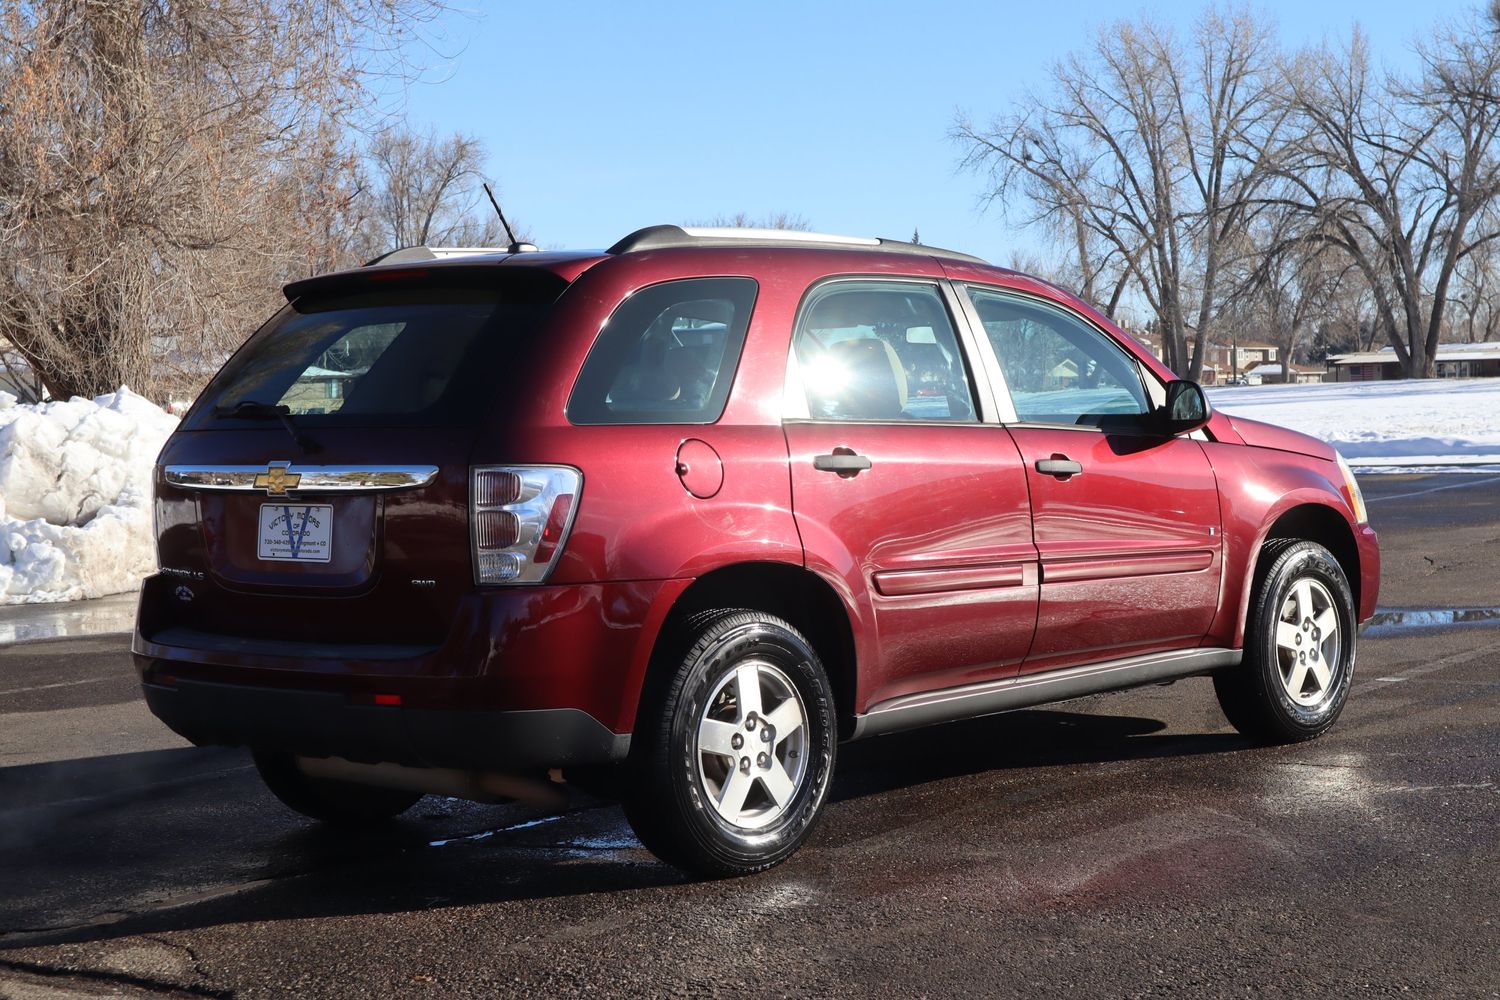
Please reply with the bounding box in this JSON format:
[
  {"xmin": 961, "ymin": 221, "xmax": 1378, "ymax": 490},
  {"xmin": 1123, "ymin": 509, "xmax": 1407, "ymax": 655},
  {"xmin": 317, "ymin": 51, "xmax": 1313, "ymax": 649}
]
[{"xmin": 0, "ymin": 474, "xmax": 1496, "ymax": 999}]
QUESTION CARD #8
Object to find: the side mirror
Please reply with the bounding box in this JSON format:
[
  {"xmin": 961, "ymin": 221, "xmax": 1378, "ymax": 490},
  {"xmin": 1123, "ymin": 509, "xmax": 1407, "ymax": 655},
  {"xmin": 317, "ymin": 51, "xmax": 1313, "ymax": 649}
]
[{"xmin": 1159, "ymin": 380, "xmax": 1211, "ymax": 436}]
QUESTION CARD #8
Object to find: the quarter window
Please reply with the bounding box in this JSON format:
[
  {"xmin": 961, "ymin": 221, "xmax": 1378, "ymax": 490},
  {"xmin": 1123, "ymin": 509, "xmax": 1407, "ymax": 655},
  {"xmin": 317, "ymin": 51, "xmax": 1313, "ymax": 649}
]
[
  {"xmin": 792, "ymin": 281, "xmax": 975, "ymax": 422},
  {"xmin": 966, "ymin": 287, "xmax": 1150, "ymax": 426},
  {"xmin": 568, "ymin": 278, "xmax": 757, "ymax": 425}
]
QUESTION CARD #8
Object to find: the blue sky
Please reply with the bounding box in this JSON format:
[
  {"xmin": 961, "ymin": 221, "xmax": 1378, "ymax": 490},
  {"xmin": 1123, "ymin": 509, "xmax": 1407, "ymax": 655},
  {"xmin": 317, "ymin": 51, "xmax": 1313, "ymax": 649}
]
[{"xmin": 397, "ymin": 1, "xmax": 1476, "ymax": 264}]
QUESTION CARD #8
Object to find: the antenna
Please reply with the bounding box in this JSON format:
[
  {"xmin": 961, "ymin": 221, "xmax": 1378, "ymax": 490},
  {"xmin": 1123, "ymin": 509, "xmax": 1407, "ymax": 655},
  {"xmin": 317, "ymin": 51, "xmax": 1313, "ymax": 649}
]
[{"xmin": 482, "ymin": 183, "xmax": 536, "ymax": 253}]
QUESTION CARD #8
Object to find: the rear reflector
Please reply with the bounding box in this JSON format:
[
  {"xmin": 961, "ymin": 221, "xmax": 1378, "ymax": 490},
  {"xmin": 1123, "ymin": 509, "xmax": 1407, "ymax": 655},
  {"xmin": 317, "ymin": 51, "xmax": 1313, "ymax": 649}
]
[{"xmin": 373, "ymin": 693, "xmax": 402, "ymax": 706}]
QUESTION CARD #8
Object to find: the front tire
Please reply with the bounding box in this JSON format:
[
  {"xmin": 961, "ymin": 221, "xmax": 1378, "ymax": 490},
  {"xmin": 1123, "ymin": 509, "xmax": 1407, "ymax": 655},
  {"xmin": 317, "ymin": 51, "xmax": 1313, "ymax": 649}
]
[
  {"xmin": 253, "ymin": 751, "xmax": 422, "ymax": 826},
  {"xmin": 1214, "ymin": 539, "xmax": 1356, "ymax": 743},
  {"xmin": 624, "ymin": 610, "xmax": 837, "ymax": 877}
]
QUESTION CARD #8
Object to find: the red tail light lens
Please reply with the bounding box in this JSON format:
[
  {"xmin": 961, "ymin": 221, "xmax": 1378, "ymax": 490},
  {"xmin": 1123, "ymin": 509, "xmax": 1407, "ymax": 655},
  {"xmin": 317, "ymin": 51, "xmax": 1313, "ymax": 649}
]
[
  {"xmin": 475, "ymin": 510, "xmax": 520, "ymax": 548},
  {"xmin": 474, "ymin": 471, "xmax": 521, "ymax": 507}
]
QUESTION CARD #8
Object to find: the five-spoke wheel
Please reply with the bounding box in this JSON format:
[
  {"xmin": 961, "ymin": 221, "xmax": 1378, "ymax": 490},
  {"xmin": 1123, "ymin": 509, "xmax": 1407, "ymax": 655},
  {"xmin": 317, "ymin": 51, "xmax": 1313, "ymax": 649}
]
[
  {"xmin": 1215, "ymin": 539, "xmax": 1356, "ymax": 742},
  {"xmin": 1274, "ymin": 577, "xmax": 1343, "ymax": 708},
  {"xmin": 696, "ymin": 659, "xmax": 809, "ymax": 829},
  {"xmin": 624, "ymin": 610, "xmax": 836, "ymax": 877}
]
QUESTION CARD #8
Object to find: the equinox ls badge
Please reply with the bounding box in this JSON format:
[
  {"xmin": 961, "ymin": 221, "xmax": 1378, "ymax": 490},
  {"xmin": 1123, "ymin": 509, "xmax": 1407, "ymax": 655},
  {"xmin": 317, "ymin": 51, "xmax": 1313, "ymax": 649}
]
[{"xmin": 254, "ymin": 463, "xmax": 301, "ymax": 495}]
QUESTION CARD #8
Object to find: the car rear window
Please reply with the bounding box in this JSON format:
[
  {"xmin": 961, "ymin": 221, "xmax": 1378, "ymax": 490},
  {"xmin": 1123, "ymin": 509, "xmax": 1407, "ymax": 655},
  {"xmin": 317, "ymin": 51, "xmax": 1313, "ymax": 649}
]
[
  {"xmin": 185, "ymin": 278, "xmax": 563, "ymax": 429},
  {"xmin": 567, "ymin": 277, "xmax": 757, "ymax": 425}
]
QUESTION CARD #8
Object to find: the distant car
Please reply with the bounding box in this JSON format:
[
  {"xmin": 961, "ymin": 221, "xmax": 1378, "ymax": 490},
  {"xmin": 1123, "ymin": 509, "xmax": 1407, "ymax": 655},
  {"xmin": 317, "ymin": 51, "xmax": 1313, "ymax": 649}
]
[
  {"xmin": 136, "ymin": 226, "xmax": 1380, "ymax": 876},
  {"xmin": 1223, "ymin": 376, "xmax": 1249, "ymax": 386}
]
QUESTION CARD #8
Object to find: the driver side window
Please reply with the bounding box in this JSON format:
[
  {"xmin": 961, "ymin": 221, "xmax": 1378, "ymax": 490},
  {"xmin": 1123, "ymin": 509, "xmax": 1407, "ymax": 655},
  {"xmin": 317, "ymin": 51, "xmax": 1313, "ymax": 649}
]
[{"xmin": 966, "ymin": 287, "xmax": 1149, "ymax": 426}]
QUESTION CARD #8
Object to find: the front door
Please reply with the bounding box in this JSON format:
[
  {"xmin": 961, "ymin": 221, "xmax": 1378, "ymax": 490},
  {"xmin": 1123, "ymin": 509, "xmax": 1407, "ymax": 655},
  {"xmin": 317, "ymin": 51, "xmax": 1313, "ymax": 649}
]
[
  {"xmin": 784, "ymin": 278, "xmax": 1038, "ymax": 709},
  {"xmin": 960, "ymin": 285, "xmax": 1223, "ymax": 674}
]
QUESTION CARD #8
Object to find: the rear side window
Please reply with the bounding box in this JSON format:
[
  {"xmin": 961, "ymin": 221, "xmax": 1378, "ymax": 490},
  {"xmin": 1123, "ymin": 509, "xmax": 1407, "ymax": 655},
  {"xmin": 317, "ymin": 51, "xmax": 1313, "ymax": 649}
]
[
  {"xmin": 568, "ymin": 277, "xmax": 757, "ymax": 425},
  {"xmin": 187, "ymin": 279, "xmax": 563, "ymax": 428}
]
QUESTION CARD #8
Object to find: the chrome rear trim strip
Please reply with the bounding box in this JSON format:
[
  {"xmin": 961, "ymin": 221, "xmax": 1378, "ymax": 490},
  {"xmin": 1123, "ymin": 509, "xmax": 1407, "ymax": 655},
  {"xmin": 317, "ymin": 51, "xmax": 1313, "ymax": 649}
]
[
  {"xmin": 850, "ymin": 647, "xmax": 1241, "ymax": 740},
  {"xmin": 163, "ymin": 465, "xmax": 439, "ymax": 493}
]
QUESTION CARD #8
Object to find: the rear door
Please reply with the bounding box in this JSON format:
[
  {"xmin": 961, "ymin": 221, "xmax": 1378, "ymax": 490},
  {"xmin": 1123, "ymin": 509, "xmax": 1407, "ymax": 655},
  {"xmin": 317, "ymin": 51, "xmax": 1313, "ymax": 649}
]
[
  {"xmin": 957, "ymin": 285, "xmax": 1223, "ymax": 674},
  {"xmin": 783, "ymin": 278, "xmax": 1037, "ymax": 709}
]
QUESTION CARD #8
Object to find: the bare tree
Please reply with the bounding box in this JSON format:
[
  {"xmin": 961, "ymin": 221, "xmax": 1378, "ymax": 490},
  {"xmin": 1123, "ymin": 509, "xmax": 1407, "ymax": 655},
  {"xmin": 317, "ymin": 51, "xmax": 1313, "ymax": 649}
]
[
  {"xmin": 954, "ymin": 7, "xmax": 1287, "ymax": 380},
  {"xmin": 1276, "ymin": 13, "xmax": 1500, "ymax": 376},
  {"xmin": 1451, "ymin": 227, "xmax": 1500, "ymax": 342},
  {"xmin": 1225, "ymin": 210, "xmax": 1357, "ymax": 380},
  {"xmin": 358, "ymin": 127, "xmax": 516, "ymax": 256},
  {"xmin": 0, "ymin": 335, "xmax": 45, "ymax": 402},
  {"xmin": 0, "ymin": 0, "xmax": 454, "ymax": 402},
  {"xmin": 691, "ymin": 212, "xmax": 813, "ymax": 231}
]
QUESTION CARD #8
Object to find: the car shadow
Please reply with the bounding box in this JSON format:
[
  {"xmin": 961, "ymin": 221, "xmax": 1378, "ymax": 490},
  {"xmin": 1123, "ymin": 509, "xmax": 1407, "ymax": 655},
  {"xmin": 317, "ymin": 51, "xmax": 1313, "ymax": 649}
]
[
  {"xmin": 831, "ymin": 705, "xmax": 1247, "ymax": 802},
  {"xmin": 0, "ymin": 707, "xmax": 1253, "ymax": 951}
]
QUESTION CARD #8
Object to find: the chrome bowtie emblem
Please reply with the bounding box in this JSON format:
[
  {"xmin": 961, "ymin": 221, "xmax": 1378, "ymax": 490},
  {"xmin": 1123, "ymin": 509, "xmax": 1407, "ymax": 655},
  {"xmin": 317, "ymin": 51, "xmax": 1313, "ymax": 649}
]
[{"xmin": 253, "ymin": 463, "xmax": 300, "ymax": 495}]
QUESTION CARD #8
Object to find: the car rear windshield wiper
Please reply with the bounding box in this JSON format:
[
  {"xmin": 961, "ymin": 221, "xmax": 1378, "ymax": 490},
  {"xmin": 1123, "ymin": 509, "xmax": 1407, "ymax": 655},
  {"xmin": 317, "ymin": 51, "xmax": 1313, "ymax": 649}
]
[{"xmin": 213, "ymin": 399, "xmax": 320, "ymax": 454}]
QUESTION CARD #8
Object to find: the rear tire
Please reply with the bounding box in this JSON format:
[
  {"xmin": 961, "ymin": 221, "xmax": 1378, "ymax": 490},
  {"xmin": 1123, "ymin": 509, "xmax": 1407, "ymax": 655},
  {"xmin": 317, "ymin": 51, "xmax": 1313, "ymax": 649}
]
[
  {"xmin": 624, "ymin": 610, "xmax": 837, "ymax": 877},
  {"xmin": 1214, "ymin": 539, "xmax": 1356, "ymax": 743},
  {"xmin": 253, "ymin": 751, "xmax": 422, "ymax": 825}
]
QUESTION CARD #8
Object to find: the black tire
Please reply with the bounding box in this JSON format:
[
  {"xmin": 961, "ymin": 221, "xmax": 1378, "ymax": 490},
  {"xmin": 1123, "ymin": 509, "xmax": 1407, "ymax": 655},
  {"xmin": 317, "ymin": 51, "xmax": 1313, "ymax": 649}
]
[
  {"xmin": 624, "ymin": 610, "xmax": 837, "ymax": 878},
  {"xmin": 1214, "ymin": 539, "xmax": 1357, "ymax": 743},
  {"xmin": 253, "ymin": 751, "xmax": 422, "ymax": 825}
]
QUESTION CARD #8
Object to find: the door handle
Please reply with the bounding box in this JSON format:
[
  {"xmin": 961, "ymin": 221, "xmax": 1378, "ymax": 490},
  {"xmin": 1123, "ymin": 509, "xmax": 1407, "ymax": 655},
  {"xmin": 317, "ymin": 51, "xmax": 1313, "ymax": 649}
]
[
  {"xmin": 814, "ymin": 452, "xmax": 872, "ymax": 474},
  {"xmin": 1035, "ymin": 458, "xmax": 1083, "ymax": 477}
]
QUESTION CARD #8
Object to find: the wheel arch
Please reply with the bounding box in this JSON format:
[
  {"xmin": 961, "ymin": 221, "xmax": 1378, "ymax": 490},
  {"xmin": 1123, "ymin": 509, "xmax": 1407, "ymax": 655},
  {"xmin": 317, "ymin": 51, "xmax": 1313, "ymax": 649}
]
[
  {"xmin": 1233, "ymin": 501, "xmax": 1361, "ymax": 647},
  {"xmin": 631, "ymin": 561, "xmax": 861, "ymax": 740}
]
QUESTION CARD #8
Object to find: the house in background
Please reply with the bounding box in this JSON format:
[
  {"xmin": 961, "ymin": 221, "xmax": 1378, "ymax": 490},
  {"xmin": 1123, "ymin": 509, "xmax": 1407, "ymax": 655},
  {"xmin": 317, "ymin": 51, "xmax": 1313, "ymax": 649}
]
[
  {"xmin": 1243, "ymin": 361, "xmax": 1324, "ymax": 385},
  {"xmin": 1326, "ymin": 342, "xmax": 1500, "ymax": 381},
  {"xmin": 1105, "ymin": 328, "xmax": 1295, "ymax": 385},
  {"xmin": 1224, "ymin": 341, "xmax": 1279, "ymax": 374}
]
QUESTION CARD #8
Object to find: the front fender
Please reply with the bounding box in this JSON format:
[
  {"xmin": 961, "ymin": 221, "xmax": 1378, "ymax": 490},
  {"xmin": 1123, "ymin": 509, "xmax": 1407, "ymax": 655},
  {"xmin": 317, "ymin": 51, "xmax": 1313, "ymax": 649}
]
[{"xmin": 1202, "ymin": 443, "xmax": 1367, "ymax": 648}]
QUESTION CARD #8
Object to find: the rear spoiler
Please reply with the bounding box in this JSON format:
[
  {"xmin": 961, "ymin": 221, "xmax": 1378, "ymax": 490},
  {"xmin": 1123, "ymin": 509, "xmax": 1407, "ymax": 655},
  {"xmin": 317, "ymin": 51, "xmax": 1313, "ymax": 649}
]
[{"xmin": 282, "ymin": 261, "xmax": 568, "ymax": 304}]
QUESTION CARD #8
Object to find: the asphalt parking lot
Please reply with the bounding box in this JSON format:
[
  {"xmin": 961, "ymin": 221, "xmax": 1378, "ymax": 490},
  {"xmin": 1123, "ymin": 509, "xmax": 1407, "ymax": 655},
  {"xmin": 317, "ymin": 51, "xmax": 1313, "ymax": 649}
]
[{"xmin": 1, "ymin": 474, "xmax": 1496, "ymax": 999}]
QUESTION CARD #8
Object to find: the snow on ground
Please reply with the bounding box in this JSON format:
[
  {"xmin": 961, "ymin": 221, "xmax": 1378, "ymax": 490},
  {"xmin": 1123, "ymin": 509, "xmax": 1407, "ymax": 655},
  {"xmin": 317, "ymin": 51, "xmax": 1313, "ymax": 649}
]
[
  {"xmin": 1207, "ymin": 378, "xmax": 1500, "ymax": 470},
  {"xmin": 0, "ymin": 388, "xmax": 177, "ymax": 605}
]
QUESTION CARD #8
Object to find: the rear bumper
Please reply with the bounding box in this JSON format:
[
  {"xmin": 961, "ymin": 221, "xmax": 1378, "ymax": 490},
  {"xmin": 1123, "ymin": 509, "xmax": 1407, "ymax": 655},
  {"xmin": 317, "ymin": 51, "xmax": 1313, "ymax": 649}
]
[
  {"xmin": 134, "ymin": 576, "xmax": 694, "ymax": 735},
  {"xmin": 141, "ymin": 677, "xmax": 630, "ymax": 770}
]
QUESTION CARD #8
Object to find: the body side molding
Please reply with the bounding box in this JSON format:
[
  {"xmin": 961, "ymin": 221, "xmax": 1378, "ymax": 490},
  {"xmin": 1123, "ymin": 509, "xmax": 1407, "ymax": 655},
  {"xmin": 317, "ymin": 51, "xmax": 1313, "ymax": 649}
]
[{"xmin": 850, "ymin": 647, "xmax": 1242, "ymax": 740}]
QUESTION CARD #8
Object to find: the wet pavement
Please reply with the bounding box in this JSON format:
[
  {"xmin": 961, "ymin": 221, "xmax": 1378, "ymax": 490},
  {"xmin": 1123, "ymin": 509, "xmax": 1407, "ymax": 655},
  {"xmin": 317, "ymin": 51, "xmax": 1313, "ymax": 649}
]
[
  {"xmin": 0, "ymin": 474, "xmax": 1496, "ymax": 999},
  {"xmin": 0, "ymin": 593, "xmax": 137, "ymax": 645}
]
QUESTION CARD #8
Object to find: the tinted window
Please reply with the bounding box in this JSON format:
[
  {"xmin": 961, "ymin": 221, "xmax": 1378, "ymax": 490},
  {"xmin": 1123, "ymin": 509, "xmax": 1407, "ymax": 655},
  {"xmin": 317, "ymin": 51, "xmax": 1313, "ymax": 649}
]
[
  {"xmin": 966, "ymin": 287, "xmax": 1149, "ymax": 426},
  {"xmin": 188, "ymin": 283, "xmax": 559, "ymax": 428},
  {"xmin": 568, "ymin": 278, "xmax": 757, "ymax": 425},
  {"xmin": 792, "ymin": 281, "xmax": 975, "ymax": 422}
]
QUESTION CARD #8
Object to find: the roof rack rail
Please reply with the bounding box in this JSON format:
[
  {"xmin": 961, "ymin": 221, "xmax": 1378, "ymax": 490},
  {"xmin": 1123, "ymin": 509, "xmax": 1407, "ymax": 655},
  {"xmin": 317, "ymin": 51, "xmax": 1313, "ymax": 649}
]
[
  {"xmin": 364, "ymin": 244, "xmax": 539, "ymax": 266},
  {"xmin": 607, "ymin": 225, "xmax": 986, "ymax": 264}
]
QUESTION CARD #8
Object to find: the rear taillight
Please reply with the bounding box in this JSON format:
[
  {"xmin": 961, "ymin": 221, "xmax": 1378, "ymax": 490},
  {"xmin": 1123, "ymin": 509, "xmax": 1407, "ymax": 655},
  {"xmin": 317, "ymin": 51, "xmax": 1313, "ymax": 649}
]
[{"xmin": 470, "ymin": 465, "xmax": 582, "ymax": 585}]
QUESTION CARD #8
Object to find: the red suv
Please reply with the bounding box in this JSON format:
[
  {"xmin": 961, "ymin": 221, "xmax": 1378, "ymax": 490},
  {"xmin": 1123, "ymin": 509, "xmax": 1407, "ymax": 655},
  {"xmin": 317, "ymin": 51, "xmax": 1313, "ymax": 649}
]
[{"xmin": 136, "ymin": 226, "xmax": 1380, "ymax": 876}]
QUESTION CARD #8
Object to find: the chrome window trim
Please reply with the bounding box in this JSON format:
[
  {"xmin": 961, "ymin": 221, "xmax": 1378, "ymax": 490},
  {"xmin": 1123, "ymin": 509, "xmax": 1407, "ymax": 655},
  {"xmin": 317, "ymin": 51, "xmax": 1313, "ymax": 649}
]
[{"xmin": 163, "ymin": 465, "xmax": 439, "ymax": 492}]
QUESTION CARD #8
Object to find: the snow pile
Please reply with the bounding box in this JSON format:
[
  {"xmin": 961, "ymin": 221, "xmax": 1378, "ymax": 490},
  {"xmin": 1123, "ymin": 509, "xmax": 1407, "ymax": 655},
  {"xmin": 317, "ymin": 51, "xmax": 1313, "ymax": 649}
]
[
  {"xmin": 1208, "ymin": 378, "xmax": 1500, "ymax": 470},
  {"xmin": 0, "ymin": 388, "xmax": 178, "ymax": 604}
]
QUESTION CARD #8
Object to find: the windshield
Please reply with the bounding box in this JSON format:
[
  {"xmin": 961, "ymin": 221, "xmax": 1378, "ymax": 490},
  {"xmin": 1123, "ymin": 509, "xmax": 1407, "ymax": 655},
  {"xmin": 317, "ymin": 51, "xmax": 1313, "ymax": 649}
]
[{"xmin": 186, "ymin": 283, "xmax": 560, "ymax": 429}]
